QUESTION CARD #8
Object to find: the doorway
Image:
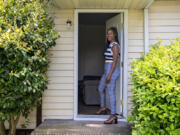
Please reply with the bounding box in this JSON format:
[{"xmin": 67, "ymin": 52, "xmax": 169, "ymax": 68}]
[{"xmin": 74, "ymin": 9, "xmax": 128, "ymax": 121}]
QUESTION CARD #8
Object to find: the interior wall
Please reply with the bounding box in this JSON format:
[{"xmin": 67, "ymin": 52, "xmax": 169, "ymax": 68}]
[{"xmin": 78, "ymin": 24, "xmax": 105, "ymax": 80}]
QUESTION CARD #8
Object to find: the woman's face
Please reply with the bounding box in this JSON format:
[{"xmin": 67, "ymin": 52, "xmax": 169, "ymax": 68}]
[{"xmin": 107, "ymin": 29, "xmax": 115, "ymax": 42}]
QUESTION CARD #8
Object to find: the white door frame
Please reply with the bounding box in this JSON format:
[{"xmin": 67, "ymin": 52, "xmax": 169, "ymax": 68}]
[{"xmin": 74, "ymin": 9, "xmax": 128, "ymax": 121}]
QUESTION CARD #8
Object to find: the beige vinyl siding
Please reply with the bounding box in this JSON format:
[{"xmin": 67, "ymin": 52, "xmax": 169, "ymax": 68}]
[
  {"xmin": 149, "ymin": 0, "xmax": 180, "ymax": 46},
  {"xmin": 127, "ymin": 0, "xmax": 180, "ymax": 116},
  {"xmin": 42, "ymin": 8, "xmax": 74, "ymax": 121},
  {"xmin": 127, "ymin": 9, "xmax": 144, "ymax": 116},
  {"xmin": 24, "ymin": 1, "xmax": 180, "ymax": 122}
]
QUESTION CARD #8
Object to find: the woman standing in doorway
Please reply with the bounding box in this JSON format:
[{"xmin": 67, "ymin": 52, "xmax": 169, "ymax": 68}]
[{"xmin": 96, "ymin": 27, "xmax": 120, "ymax": 124}]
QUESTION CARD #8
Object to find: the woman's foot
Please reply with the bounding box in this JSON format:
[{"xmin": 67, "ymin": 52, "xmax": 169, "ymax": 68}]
[
  {"xmin": 95, "ymin": 107, "xmax": 108, "ymax": 115},
  {"xmin": 104, "ymin": 114, "xmax": 118, "ymax": 124}
]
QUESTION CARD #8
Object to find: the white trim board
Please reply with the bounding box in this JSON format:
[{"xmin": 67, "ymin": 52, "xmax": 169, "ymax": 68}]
[
  {"xmin": 75, "ymin": 115, "xmax": 127, "ymax": 122},
  {"xmin": 74, "ymin": 9, "xmax": 128, "ymax": 121},
  {"xmin": 144, "ymin": 0, "xmax": 154, "ymax": 9},
  {"xmin": 144, "ymin": 8, "xmax": 149, "ymax": 54},
  {"xmin": 144, "ymin": 0, "xmax": 154, "ymax": 54}
]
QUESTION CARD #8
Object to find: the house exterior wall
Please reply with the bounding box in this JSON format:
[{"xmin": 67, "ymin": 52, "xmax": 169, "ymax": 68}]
[
  {"xmin": 42, "ymin": 8, "xmax": 75, "ymax": 121},
  {"xmin": 127, "ymin": 9, "xmax": 144, "ymax": 116},
  {"xmin": 149, "ymin": 0, "xmax": 180, "ymax": 46},
  {"xmin": 127, "ymin": 0, "xmax": 180, "ymax": 116},
  {"xmin": 42, "ymin": 0, "xmax": 180, "ymax": 122},
  {"xmin": 5, "ymin": 8, "xmax": 75, "ymax": 130},
  {"xmin": 12, "ymin": 0, "xmax": 180, "ymax": 129},
  {"xmin": 43, "ymin": 8, "xmax": 145, "ymax": 120}
]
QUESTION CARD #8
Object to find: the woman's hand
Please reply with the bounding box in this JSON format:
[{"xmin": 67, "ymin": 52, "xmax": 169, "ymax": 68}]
[{"xmin": 106, "ymin": 73, "xmax": 112, "ymax": 83}]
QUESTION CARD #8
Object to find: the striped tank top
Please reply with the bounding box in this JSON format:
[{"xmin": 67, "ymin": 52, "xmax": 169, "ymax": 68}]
[{"xmin": 104, "ymin": 41, "xmax": 120, "ymax": 62}]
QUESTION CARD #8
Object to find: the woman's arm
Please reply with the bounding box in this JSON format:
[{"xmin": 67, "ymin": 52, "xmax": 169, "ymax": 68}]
[{"xmin": 106, "ymin": 44, "xmax": 119, "ymax": 83}]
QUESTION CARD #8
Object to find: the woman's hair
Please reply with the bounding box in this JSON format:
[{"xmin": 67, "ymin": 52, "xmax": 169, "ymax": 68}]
[{"xmin": 105, "ymin": 27, "xmax": 119, "ymax": 49}]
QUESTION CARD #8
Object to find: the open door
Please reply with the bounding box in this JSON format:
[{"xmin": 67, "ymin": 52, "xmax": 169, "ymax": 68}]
[{"xmin": 105, "ymin": 13, "xmax": 124, "ymax": 115}]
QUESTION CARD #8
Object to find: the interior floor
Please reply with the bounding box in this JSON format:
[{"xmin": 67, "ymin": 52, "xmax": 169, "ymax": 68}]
[
  {"xmin": 78, "ymin": 100, "xmax": 99, "ymax": 115},
  {"xmin": 78, "ymin": 93, "xmax": 111, "ymax": 115}
]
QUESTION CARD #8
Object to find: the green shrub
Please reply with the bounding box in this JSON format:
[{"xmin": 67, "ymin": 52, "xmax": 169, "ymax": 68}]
[
  {"xmin": 0, "ymin": 0, "xmax": 59, "ymax": 135},
  {"xmin": 127, "ymin": 38, "xmax": 180, "ymax": 135}
]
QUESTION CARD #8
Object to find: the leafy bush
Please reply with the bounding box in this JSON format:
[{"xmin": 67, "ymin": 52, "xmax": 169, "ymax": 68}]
[
  {"xmin": 0, "ymin": 0, "xmax": 59, "ymax": 135},
  {"xmin": 127, "ymin": 38, "xmax": 180, "ymax": 135}
]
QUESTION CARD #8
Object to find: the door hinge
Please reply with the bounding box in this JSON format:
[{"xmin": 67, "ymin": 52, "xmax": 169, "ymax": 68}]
[
  {"xmin": 121, "ymin": 23, "xmax": 124, "ymax": 29},
  {"xmin": 121, "ymin": 61, "xmax": 123, "ymax": 67},
  {"xmin": 121, "ymin": 100, "xmax": 123, "ymax": 105}
]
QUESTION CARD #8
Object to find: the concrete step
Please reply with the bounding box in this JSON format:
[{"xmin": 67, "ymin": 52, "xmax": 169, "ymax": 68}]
[{"xmin": 31, "ymin": 119, "xmax": 132, "ymax": 135}]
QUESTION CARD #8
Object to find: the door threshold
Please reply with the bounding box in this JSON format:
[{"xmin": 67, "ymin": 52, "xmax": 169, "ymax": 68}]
[{"xmin": 75, "ymin": 115, "xmax": 126, "ymax": 122}]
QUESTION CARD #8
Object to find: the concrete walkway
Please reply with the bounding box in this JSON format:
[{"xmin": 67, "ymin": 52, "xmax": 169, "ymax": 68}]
[{"xmin": 31, "ymin": 119, "xmax": 132, "ymax": 135}]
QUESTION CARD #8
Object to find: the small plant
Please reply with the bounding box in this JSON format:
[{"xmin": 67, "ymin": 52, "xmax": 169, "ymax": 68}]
[
  {"xmin": 0, "ymin": 0, "xmax": 59, "ymax": 135},
  {"xmin": 127, "ymin": 38, "xmax": 180, "ymax": 135}
]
